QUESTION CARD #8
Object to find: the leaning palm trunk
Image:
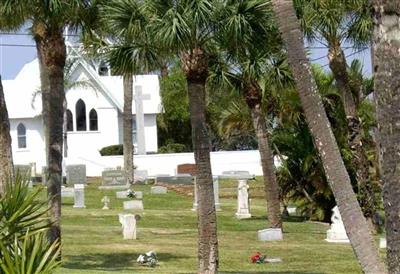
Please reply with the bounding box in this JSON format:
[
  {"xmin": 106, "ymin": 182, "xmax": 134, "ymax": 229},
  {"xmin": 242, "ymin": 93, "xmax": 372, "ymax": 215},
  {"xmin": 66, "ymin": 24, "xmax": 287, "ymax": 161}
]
[
  {"xmin": 244, "ymin": 83, "xmax": 282, "ymax": 229},
  {"xmin": 0, "ymin": 76, "xmax": 14, "ymax": 194},
  {"xmin": 35, "ymin": 28, "xmax": 66, "ymax": 245},
  {"xmin": 372, "ymin": 1, "xmax": 400, "ymax": 272},
  {"xmin": 328, "ymin": 42, "xmax": 377, "ymax": 225},
  {"xmin": 271, "ymin": 1, "xmax": 386, "ymax": 273},
  {"xmin": 123, "ymin": 74, "xmax": 134, "ymax": 184},
  {"xmin": 182, "ymin": 48, "xmax": 218, "ymax": 274}
]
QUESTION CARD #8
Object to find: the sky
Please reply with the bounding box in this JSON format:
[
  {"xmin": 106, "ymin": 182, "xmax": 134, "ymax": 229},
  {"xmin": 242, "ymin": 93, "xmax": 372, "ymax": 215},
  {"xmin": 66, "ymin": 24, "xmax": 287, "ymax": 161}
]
[{"xmin": 0, "ymin": 33, "xmax": 372, "ymax": 80}]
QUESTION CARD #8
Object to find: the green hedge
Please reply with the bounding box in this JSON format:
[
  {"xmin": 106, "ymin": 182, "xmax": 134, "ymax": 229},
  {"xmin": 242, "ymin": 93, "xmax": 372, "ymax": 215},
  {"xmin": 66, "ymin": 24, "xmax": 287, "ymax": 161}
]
[
  {"xmin": 158, "ymin": 143, "xmax": 188, "ymax": 154},
  {"xmin": 99, "ymin": 145, "xmax": 123, "ymax": 156}
]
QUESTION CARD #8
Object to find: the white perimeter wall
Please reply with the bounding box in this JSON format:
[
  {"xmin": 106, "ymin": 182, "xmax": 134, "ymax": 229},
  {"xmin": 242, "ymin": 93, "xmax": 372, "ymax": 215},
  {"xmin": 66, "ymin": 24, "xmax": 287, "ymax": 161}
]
[{"xmin": 66, "ymin": 150, "xmax": 269, "ymax": 177}]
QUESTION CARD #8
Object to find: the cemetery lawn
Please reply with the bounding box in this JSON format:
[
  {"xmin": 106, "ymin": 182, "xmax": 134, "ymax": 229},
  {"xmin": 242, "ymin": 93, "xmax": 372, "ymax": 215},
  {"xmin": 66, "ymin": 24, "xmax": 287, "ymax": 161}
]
[{"xmin": 56, "ymin": 178, "xmax": 382, "ymax": 274}]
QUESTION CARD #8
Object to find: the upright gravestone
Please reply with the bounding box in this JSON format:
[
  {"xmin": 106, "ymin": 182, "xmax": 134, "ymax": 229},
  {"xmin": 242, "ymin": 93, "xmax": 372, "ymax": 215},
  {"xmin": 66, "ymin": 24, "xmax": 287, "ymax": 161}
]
[
  {"xmin": 192, "ymin": 176, "xmax": 221, "ymax": 211},
  {"xmin": 236, "ymin": 179, "xmax": 251, "ymax": 219},
  {"xmin": 325, "ymin": 206, "xmax": 349, "ymax": 243},
  {"xmin": 73, "ymin": 184, "xmax": 86, "ymax": 208},
  {"xmin": 119, "ymin": 214, "xmax": 137, "ymax": 240},
  {"xmin": 134, "ymin": 170, "xmax": 148, "ymax": 184},
  {"xmin": 177, "ymin": 163, "xmax": 197, "ymax": 176},
  {"xmin": 66, "ymin": 165, "xmax": 86, "ymax": 185},
  {"xmin": 100, "ymin": 169, "xmax": 128, "ymax": 189}
]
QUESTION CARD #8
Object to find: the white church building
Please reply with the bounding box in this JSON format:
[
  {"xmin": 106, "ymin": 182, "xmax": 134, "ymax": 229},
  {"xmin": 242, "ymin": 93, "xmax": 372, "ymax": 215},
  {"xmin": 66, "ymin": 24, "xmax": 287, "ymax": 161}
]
[{"xmin": 3, "ymin": 46, "xmax": 162, "ymax": 173}]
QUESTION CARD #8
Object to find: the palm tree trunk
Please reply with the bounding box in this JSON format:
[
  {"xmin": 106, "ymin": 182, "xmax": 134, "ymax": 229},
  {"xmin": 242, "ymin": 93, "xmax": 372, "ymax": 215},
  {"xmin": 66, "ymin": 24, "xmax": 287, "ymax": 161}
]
[
  {"xmin": 328, "ymin": 40, "xmax": 377, "ymax": 226},
  {"xmin": 271, "ymin": 1, "xmax": 386, "ymax": 273},
  {"xmin": 123, "ymin": 74, "xmax": 134, "ymax": 185},
  {"xmin": 35, "ymin": 28, "xmax": 66, "ymax": 245},
  {"xmin": 372, "ymin": 1, "xmax": 400, "ymax": 272},
  {"xmin": 244, "ymin": 83, "xmax": 282, "ymax": 229},
  {"xmin": 182, "ymin": 48, "xmax": 218, "ymax": 274},
  {"xmin": 0, "ymin": 76, "xmax": 14, "ymax": 194}
]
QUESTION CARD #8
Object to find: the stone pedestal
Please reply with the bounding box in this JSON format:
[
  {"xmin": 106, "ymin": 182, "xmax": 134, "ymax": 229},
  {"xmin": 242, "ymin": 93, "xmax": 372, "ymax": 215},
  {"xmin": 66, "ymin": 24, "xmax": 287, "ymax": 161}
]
[
  {"xmin": 325, "ymin": 206, "xmax": 349, "ymax": 243},
  {"xmin": 73, "ymin": 184, "xmax": 86, "ymax": 208},
  {"xmin": 235, "ymin": 179, "xmax": 251, "ymax": 219},
  {"xmin": 119, "ymin": 214, "xmax": 137, "ymax": 240}
]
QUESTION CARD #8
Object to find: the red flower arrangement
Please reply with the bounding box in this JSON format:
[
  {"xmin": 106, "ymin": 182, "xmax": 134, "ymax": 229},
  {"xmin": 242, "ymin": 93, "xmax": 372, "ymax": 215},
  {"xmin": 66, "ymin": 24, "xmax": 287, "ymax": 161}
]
[{"xmin": 250, "ymin": 252, "xmax": 267, "ymax": 264}]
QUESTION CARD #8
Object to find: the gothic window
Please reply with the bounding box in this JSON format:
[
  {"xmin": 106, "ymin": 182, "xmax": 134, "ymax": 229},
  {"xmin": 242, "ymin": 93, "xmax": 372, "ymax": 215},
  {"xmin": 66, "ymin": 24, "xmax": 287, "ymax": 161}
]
[
  {"xmin": 17, "ymin": 123, "xmax": 26, "ymax": 148},
  {"xmin": 67, "ymin": 109, "xmax": 73, "ymax": 131},
  {"xmin": 89, "ymin": 109, "xmax": 98, "ymax": 131},
  {"xmin": 76, "ymin": 99, "xmax": 87, "ymax": 131}
]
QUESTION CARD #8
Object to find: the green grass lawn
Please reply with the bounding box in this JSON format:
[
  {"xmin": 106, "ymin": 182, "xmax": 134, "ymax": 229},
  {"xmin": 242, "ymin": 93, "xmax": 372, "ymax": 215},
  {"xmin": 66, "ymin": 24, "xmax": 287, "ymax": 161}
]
[{"xmin": 55, "ymin": 178, "xmax": 377, "ymax": 274}]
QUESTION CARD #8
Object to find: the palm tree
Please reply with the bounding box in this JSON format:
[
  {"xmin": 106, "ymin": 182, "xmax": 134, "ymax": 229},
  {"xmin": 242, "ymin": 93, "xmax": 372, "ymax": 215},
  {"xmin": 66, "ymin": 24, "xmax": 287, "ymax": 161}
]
[
  {"xmin": 0, "ymin": 0, "xmax": 96, "ymax": 244},
  {"xmin": 372, "ymin": 1, "xmax": 400, "ymax": 272},
  {"xmin": 0, "ymin": 76, "xmax": 14, "ymax": 194},
  {"xmin": 96, "ymin": 0, "xmax": 162, "ymax": 185},
  {"xmin": 294, "ymin": 0, "xmax": 376, "ymax": 222},
  {"xmin": 144, "ymin": 1, "xmax": 220, "ymax": 272},
  {"xmin": 271, "ymin": 0, "xmax": 386, "ymax": 273}
]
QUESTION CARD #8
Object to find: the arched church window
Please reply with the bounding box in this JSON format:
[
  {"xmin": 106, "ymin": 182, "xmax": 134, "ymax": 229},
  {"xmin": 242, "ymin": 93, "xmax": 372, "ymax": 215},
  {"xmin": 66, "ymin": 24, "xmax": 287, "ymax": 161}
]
[
  {"xmin": 89, "ymin": 109, "xmax": 98, "ymax": 131},
  {"xmin": 17, "ymin": 123, "xmax": 26, "ymax": 148},
  {"xmin": 76, "ymin": 99, "xmax": 87, "ymax": 131},
  {"xmin": 66, "ymin": 109, "xmax": 73, "ymax": 131}
]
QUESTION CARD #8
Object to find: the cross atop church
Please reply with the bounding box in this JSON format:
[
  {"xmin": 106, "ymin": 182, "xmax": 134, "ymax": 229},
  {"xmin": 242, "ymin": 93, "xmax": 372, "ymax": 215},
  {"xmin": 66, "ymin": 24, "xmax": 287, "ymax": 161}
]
[{"xmin": 134, "ymin": 86, "xmax": 151, "ymax": 155}]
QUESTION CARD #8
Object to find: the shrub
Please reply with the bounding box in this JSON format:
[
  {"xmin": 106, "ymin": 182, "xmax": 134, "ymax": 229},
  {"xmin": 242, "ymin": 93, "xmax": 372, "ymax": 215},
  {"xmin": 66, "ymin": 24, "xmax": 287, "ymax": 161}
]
[
  {"xmin": 99, "ymin": 144, "xmax": 124, "ymax": 156},
  {"xmin": 158, "ymin": 143, "xmax": 188, "ymax": 154}
]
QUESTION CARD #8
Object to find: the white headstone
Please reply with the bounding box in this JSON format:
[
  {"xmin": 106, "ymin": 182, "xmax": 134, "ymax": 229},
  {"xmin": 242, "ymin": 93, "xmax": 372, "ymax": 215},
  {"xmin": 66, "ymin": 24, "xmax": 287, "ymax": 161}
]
[
  {"xmin": 235, "ymin": 179, "xmax": 251, "ymax": 219},
  {"xmin": 73, "ymin": 184, "xmax": 86, "ymax": 208},
  {"xmin": 325, "ymin": 206, "xmax": 349, "ymax": 243},
  {"xmin": 151, "ymin": 186, "xmax": 168, "ymax": 194},
  {"xmin": 101, "ymin": 196, "xmax": 110, "ymax": 210},
  {"xmin": 287, "ymin": 206, "xmax": 297, "ymax": 215},
  {"xmin": 116, "ymin": 191, "xmax": 128, "ymax": 199},
  {"xmin": 123, "ymin": 200, "xmax": 144, "ymax": 211},
  {"xmin": 119, "ymin": 214, "xmax": 137, "ymax": 240},
  {"xmin": 258, "ymin": 228, "xmax": 283, "ymax": 241},
  {"xmin": 379, "ymin": 238, "xmax": 387, "ymax": 249},
  {"xmin": 61, "ymin": 186, "xmax": 74, "ymax": 198}
]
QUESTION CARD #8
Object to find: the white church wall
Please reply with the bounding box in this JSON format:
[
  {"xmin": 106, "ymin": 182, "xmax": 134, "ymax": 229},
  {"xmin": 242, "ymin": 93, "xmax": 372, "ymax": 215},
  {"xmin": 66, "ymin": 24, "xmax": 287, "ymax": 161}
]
[
  {"xmin": 66, "ymin": 150, "xmax": 265, "ymax": 177},
  {"xmin": 11, "ymin": 117, "xmax": 46, "ymax": 169},
  {"xmin": 144, "ymin": 114, "xmax": 158, "ymax": 153}
]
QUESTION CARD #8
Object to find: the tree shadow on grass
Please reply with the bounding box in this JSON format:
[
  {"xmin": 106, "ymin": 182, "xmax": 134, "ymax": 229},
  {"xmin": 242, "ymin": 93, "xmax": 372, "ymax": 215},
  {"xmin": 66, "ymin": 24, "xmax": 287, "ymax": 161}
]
[{"xmin": 62, "ymin": 252, "xmax": 190, "ymax": 271}]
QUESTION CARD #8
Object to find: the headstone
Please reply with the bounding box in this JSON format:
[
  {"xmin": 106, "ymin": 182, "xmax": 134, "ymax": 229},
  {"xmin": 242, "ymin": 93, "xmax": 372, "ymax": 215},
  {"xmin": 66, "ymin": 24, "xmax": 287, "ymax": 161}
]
[
  {"xmin": 135, "ymin": 191, "xmax": 143, "ymax": 199},
  {"xmin": 123, "ymin": 200, "xmax": 144, "ymax": 211},
  {"xmin": 379, "ymin": 238, "xmax": 387, "ymax": 249},
  {"xmin": 134, "ymin": 86, "xmax": 151, "ymax": 155},
  {"xmin": 236, "ymin": 179, "xmax": 251, "ymax": 219},
  {"xmin": 73, "ymin": 184, "xmax": 86, "ymax": 208},
  {"xmin": 100, "ymin": 169, "xmax": 128, "ymax": 189},
  {"xmin": 119, "ymin": 214, "xmax": 137, "ymax": 239},
  {"xmin": 134, "ymin": 170, "xmax": 148, "ymax": 184},
  {"xmin": 155, "ymin": 174, "xmax": 194, "ymax": 185},
  {"xmin": 325, "ymin": 206, "xmax": 350, "ymax": 243},
  {"xmin": 102, "ymin": 196, "xmax": 110, "ymax": 210},
  {"xmin": 41, "ymin": 166, "xmax": 48, "ymax": 185},
  {"xmin": 258, "ymin": 228, "xmax": 283, "ymax": 241},
  {"xmin": 287, "ymin": 206, "xmax": 297, "ymax": 215},
  {"xmin": 66, "ymin": 165, "xmax": 86, "ymax": 185},
  {"xmin": 220, "ymin": 170, "xmax": 254, "ymax": 180},
  {"xmin": 61, "ymin": 186, "xmax": 74, "ymax": 198},
  {"xmin": 192, "ymin": 177, "xmax": 220, "ymax": 211},
  {"xmin": 151, "ymin": 186, "xmax": 168, "ymax": 194},
  {"xmin": 177, "ymin": 163, "xmax": 197, "ymax": 176}
]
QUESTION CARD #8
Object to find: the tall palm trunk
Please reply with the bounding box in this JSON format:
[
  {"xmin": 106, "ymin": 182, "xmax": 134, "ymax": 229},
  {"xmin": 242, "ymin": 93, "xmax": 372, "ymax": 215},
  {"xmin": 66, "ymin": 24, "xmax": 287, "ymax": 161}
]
[
  {"xmin": 244, "ymin": 81, "xmax": 282, "ymax": 229},
  {"xmin": 328, "ymin": 40, "xmax": 376, "ymax": 224},
  {"xmin": 372, "ymin": 1, "xmax": 400, "ymax": 272},
  {"xmin": 0, "ymin": 76, "xmax": 14, "ymax": 194},
  {"xmin": 34, "ymin": 27, "xmax": 66, "ymax": 245},
  {"xmin": 123, "ymin": 74, "xmax": 134, "ymax": 185},
  {"xmin": 271, "ymin": 1, "xmax": 386, "ymax": 273},
  {"xmin": 182, "ymin": 48, "xmax": 218, "ymax": 274}
]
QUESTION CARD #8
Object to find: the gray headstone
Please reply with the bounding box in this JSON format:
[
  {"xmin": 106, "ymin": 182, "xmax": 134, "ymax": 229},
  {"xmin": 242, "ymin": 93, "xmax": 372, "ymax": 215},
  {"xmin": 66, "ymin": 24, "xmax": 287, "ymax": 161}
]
[
  {"xmin": 73, "ymin": 184, "xmax": 86, "ymax": 208},
  {"xmin": 66, "ymin": 165, "xmax": 86, "ymax": 185},
  {"xmin": 100, "ymin": 169, "xmax": 128, "ymax": 189},
  {"xmin": 220, "ymin": 170, "xmax": 254, "ymax": 180},
  {"xmin": 134, "ymin": 170, "xmax": 148, "ymax": 184},
  {"xmin": 123, "ymin": 200, "xmax": 144, "ymax": 211},
  {"xmin": 151, "ymin": 186, "xmax": 168, "ymax": 194},
  {"xmin": 155, "ymin": 174, "xmax": 194, "ymax": 185},
  {"xmin": 258, "ymin": 228, "xmax": 283, "ymax": 241}
]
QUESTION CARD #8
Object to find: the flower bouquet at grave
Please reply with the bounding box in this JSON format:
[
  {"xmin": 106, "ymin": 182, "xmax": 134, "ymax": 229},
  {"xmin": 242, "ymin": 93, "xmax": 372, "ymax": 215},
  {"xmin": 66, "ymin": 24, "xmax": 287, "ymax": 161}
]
[
  {"xmin": 250, "ymin": 252, "xmax": 267, "ymax": 264},
  {"xmin": 137, "ymin": 251, "xmax": 158, "ymax": 267},
  {"xmin": 126, "ymin": 189, "xmax": 136, "ymax": 199}
]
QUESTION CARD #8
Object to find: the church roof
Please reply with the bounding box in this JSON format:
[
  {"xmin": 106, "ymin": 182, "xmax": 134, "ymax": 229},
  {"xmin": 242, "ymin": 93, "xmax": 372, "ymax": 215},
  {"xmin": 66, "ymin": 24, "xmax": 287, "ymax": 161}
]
[{"xmin": 3, "ymin": 55, "xmax": 162, "ymax": 119}]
